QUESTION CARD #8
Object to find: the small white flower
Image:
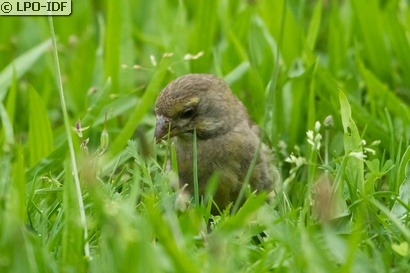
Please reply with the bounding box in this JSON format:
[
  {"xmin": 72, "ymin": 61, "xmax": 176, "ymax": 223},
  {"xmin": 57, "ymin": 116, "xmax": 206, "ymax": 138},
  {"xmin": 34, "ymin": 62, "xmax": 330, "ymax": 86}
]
[
  {"xmin": 163, "ymin": 52, "xmax": 174, "ymax": 58},
  {"xmin": 285, "ymin": 154, "xmax": 306, "ymax": 167},
  {"xmin": 324, "ymin": 115, "xmax": 334, "ymax": 127},
  {"xmin": 370, "ymin": 140, "xmax": 381, "ymax": 146},
  {"xmin": 278, "ymin": 140, "xmax": 287, "ymax": 150},
  {"xmin": 364, "ymin": 147, "xmax": 376, "ymax": 155},
  {"xmin": 315, "ymin": 142, "xmax": 321, "ymax": 151},
  {"xmin": 315, "ymin": 121, "xmax": 321, "ymax": 132},
  {"xmin": 285, "ymin": 154, "xmax": 297, "ymax": 163},
  {"xmin": 349, "ymin": 151, "xmax": 367, "ymax": 160},
  {"xmin": 150, "ymin": 54, "xmax": 157, "ymax": 66},
  {"xmin": 307, "ymin": 139, "xmax": 315, "ymax": 147},
  {"xmin": 278, "ymin": 140, "xmax": 288, "ymax": 157},
  {"xmin": 307, "ymin": 128, "xmax": 322, "ymax": 151},
  {"xmin": 183, "ymin": 51, "xmax": 204, "ymax": 60}
]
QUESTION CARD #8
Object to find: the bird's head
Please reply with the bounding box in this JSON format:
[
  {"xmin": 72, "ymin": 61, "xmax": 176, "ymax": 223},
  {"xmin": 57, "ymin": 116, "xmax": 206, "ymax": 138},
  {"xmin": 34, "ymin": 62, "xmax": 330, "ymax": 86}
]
[{"xmin": 154, "ymin": 74, "xmax": 242, "ymax": 143}]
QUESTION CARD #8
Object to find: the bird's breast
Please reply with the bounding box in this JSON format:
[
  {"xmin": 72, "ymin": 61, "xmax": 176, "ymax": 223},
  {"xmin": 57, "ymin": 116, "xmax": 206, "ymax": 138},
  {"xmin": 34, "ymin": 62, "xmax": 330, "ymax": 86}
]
[{"xmin": 173, "ymin": 132, "xmax": 249, "ymax": 187}]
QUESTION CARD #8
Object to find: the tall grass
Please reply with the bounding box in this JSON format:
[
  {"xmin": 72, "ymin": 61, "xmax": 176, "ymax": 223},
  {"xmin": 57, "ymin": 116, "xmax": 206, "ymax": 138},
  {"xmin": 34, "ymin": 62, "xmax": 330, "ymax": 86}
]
[{"xmin": 1, "ymin": 0, "xmax": 410, "ymax": 272}]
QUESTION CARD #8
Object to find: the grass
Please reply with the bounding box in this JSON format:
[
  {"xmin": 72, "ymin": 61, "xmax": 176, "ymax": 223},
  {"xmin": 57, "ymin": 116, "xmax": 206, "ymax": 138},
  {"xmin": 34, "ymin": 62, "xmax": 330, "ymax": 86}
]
[{"xmin": 1, "ymin": 0, "xmax": 410, "ymax": 272}]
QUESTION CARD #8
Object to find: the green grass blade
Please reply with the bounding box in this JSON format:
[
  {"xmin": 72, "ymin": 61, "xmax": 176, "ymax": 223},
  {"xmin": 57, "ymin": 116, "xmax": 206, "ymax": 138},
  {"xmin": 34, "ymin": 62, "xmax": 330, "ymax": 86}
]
[
  {"xmin": 391, "ymin": 159, "xmax": 410, "ymax": 217},
  {"xmin": 189, "ymin": 0, "xmax": 218, "ymax": 72},
  {"xmin": 369, "ymin": 197, "xmax": 410, "ymax": 242},
  {"xmin": 350, "ymin": 0, "xmax": 391, "ymax": 82},
  {"xmin": 26, "ymin": 142, "xmax": 67, "ymax": 182},
  {"xmin": 0, "ymin": 39, "xmax": 51, "ymax": 102},
  {"xmin": 11, "ymin": 144, "xmax": 26, "ymax": 221},
  {"xmin": 61, "ymin": 159, "xmax": 86, "ymax": 271},
  {"xmin": 0, "ymin": 102, "xmax": 14, "ymax": 153},
  {"xmin": 0, "ymin": 69, "xmax": 17, "ymax": 152},
  {"xmin": 104, "ymin": 0, "xmax": 122, "ymax": 91},
  {"xmin": 265, "ymin": 0, "xmax": 287, "ymax": 142},
  {"xmin": 28, "ymin": 86, "xmax": 54, "ymax": 167},
  {"xmin": 110, "ymin": 56, "xmax": 172, "ymax": 155},
  {"xmin": 82, "ymin": 78, "xmax": 112, "ymax": 125},
  {"xmin": 171, "ymin": 142, "xmax": 179, "ymax": 175},
  {"xmin": 328, "ymin": 1, "xmax": 347, "ymax": 75},
  {"xmin": 146, "ymin": 200, "xmax": 199, "ymax": 273},
  {"xmin": 306, "ymin": 0, "xmax": 322, "ymax": 51},
  {"xmin": 193, "ymin": 128, "xmax": 199, "ymax": 206},
  {"xmin": 3, "ymin": 2, "xmax": 410, "ymax": 272},
  {"xmin": 397, "ymin": 146, "xmax": 410, "ymax": 188},
  {"xmin": 384, "ymin": 2, "xmax": 410, "ymax": 89},
  {"xmin": 358, "ymin": 60, "xmax": 410, "ymax": 124}
]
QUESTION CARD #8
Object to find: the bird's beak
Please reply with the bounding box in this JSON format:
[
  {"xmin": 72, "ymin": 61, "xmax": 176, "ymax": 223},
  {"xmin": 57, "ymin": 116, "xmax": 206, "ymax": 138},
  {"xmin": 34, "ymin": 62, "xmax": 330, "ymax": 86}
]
[{"xmin": 155, "ymin": 115, "xmax": 170, "ymax": 144}]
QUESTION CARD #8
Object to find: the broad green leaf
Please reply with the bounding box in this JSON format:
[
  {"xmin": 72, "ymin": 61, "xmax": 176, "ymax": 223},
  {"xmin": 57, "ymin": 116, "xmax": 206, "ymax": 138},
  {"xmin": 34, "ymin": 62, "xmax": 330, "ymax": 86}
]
[
  {"xmin": 28, "ymin": 86, "xmax": 54, "ymax": 167},
  {"xmin": 392, "ymin": 242, "xmax": 409, "ymax": 257},
  {"xmin": 339, "ymin": 91, "xmax": 364, "ymax": 197}
]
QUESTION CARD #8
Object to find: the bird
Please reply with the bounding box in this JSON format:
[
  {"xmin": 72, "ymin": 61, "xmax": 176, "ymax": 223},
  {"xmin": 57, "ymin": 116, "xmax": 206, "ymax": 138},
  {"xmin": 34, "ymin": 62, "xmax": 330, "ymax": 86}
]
[{"xmin": 154, "ymin": 74, "xmax": 280, "ymax": 214}]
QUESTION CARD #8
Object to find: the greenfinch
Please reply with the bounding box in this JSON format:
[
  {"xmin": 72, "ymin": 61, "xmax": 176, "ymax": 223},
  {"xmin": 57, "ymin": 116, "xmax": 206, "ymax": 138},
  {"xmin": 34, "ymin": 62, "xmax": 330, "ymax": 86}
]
[{"xmin": 155, "ymin": 74, "xmax": 279, "ymax": 213}]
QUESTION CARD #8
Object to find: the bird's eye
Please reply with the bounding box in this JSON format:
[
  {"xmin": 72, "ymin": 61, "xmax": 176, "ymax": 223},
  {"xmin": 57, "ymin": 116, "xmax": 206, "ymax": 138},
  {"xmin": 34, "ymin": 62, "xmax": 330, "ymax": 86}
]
[{"xmin": 180, "ymin": 108, "xmax": 195, "ymax": 119}]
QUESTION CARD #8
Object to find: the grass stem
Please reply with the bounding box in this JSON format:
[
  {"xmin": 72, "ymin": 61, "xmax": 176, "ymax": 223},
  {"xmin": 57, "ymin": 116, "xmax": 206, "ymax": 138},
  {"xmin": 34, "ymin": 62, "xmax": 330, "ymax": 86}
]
[{"xmin": 47, "ymin": 16, "xmax": 91, "ymax": 259}]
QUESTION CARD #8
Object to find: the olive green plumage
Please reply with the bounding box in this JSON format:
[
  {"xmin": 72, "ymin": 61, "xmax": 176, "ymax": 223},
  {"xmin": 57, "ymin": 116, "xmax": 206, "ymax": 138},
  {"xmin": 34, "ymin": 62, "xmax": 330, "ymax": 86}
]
[{"xmin": 155, "ymin": 74, "xmax": 279, "ymax": 213}]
